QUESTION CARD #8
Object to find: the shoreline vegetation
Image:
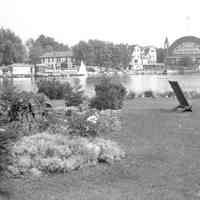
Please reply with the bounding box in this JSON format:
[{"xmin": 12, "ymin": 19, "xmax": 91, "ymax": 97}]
[{"xmin": 126, "ymin": 90, "xmax": 200, "ymax": 99}]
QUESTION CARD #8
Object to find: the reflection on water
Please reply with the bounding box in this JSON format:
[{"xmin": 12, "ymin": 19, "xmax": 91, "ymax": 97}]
[{"xmin": 1, "ymin": 74, "xmax": 200, "ymax": 97}]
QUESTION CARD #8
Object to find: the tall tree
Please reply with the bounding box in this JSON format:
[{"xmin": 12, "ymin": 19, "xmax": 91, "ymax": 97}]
[
  {"xmin": 0, "ymin": 28, "xmax": 26, "ymax": 65},
  {"xmin": 156, "ymin": 48, "xmax": 166, "ymax": 63},
  {"xmin": 72, "ymin": 40, "xmax": 132, "ymax": 69},
  {"xmin": 26, "ymin": 35, "xmax": 69, "ymax": 64}
]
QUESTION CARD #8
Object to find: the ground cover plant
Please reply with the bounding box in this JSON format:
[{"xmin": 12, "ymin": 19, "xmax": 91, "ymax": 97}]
[{"xmin": 9, "ymin": 132, "xmax": 125, "ymax": 175}]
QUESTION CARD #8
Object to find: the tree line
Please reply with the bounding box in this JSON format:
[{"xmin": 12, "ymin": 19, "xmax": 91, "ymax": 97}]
[{"xmin": 0, "ymin": 27, "xmax": 166, "ymax": 68}]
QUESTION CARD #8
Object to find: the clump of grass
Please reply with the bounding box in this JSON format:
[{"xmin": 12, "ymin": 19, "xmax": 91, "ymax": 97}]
[{"xmin": 126, "ymin": 91, "xmax": 136, "ymax": 100}]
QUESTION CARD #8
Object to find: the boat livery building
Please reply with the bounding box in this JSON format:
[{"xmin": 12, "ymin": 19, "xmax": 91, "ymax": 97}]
[{"xmin": 39, "ymin": 51, "xmax": 75, "ymax": 72}]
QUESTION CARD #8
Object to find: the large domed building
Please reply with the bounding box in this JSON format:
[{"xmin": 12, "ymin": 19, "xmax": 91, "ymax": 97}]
[{"xmin": 166, "ymin": 36, "xmax": 200, "ymax": 68}]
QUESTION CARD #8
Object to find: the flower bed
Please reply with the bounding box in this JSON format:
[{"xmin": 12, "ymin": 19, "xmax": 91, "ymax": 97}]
[
  {"xmin": 9, "ymin": 132, "xmax": 125, "ymax": 176},
  {"xmin": 66, "ymin": 108, "xmax": 122, "ymax": 137}
]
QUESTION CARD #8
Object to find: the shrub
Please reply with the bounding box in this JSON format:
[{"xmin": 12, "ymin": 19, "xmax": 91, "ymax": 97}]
[
  {"xmin": 67, "ymin": 109, "xmax": 121, "ymax": 137},
  {"xmin": 5, "ymin": 92, "xmax": 51, "ymax": 122},
  {"xmin": 0, "ymin": 84, "xmax": 54, "ymax": 135},
  {"xmin": 0, "ymin": 83, "xmax": 19, "ymax": 117},
  {"xmin": 67, "ymin": 110, "xmax": 100, "ymax": 137},
  {"xmin": 126, "ymin": 91, "xmax": 136, "ymax": 100},
  {"xmin": 10, "ymin": 132, "xmax": 125, "ymax": 175},
  {"xmin": 37, "ymin": 79, "xmax": 67, "ymax": 100},
  {"xmin": 64, "ymin": 84, "xmax": 84, "ymax": 107},
  {"xmin": 87, "ymin": 67, "xmax": 95, "ymax": 72},
  {"xmin": 37, "ymin": 79, "xmax": 85, "ymax": 105},
  {"xmin": 90, "ymin": 76, "xmax": 127, "ymax": 110},
  {"xmin": 143, "ymin": 90, "xmax": 155, "ymax": 98},
  {"xmin": 98, "ymin": 109, "xmax": 122, "ymax": 134}
]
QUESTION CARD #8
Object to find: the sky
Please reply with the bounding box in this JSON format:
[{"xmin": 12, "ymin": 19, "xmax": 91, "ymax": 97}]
[{"xmin": 0, "ymin": 0, "xmax": 200, "ymax": 48}]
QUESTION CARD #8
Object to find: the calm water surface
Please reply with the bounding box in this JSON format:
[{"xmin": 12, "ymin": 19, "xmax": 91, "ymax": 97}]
[{"xmin": 1, "ymin": 74, "xmax": 200, "ymax": 97}]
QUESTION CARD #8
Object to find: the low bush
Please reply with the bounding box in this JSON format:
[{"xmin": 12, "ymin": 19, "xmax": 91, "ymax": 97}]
[
  {"xmin": 37, "ymin": 79, "xmax": 67, "ymax": 100},
  {"xmin": 90, "ymin": 76, "xmax": 127, "ymax": 110},
  {"xmin": 67, "ymin": 110, "xmax": 99, "ymax": 137},
  {"xmin": 64, "ymin": 84, "xmax": 84, "ymax": 107},
  {"xmin": 0, "ymin": 84, "xmax": 55, "ymax": 135},
  {"xmin": 10, "ymin": 132, "xmax": 125, "ymax": 175},
  {"xmin": 0, "ymin": 83, "xmax": 19, "ymax": 118},
  {"xmin": 87, "ymin": 67, "xmax": 95, "ymax": 72},
  {"xmin": 67, "ymin": 109, "xmax": 121, "ymax": 137},
  {"xmin": 126, "ymin": 91, "xmax": 136, "ymax": 100},
  {"xmin": 98, "ymin": 109, "xmax": 122, "ymax": 134},
  {"xmin": 0, "ymin": 84, "xmax": 51, "ymax": 122},
  {"xmin": 37, "ymin": 79, "xmax": 85, "ymax": 105},
  {"xmin": 143, "ymin": 90, "xmax": 155, "ymax": 98}
]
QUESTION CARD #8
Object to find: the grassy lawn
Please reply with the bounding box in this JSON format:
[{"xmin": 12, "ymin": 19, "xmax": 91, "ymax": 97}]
[{"xmin": 2, "ymin": 98, "xmax": 200, "ymax": 200}]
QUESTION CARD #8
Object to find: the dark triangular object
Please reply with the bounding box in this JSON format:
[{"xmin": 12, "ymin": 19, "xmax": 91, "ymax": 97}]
[{"xmin": 168, "ymin": 81, "xmax": 192, "ymax": 112}]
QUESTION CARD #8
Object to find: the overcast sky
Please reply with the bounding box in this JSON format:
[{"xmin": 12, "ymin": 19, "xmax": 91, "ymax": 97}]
[{"xmin": 0, "ymin": 0, "xmax": 199, "ymax": 47}]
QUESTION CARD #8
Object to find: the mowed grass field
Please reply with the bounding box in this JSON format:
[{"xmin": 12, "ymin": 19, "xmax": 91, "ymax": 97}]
[{"xmin": 2, "ymin": 98, "xmax": 200, "ymax": 200}]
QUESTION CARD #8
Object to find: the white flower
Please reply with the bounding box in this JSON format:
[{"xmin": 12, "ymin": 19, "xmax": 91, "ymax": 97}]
[{"xmin": 87, "ymin": 115, "xmax": 98, "ymax": 124}]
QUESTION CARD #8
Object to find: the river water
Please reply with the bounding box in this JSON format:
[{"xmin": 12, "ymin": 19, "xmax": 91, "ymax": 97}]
[{"xmin": 1, "ymin": 74, "xmax": 200, "ymax": 96}]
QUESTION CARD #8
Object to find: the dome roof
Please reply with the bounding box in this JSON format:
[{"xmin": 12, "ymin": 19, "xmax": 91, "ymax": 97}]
[{"xmin": 168, "ymin": 36, "xmax": 200, "ymax": 56}]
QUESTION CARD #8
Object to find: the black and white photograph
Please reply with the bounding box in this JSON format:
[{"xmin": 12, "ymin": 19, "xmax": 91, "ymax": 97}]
[{"xmin": 0, "ymin": 0, "xmax": 200, "ymax": 199}]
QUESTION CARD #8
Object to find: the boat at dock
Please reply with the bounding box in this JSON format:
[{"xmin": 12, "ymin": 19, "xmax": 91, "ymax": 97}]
[{"xmin": 70, "ymin": 61, "xmax": 88, "ymax": 77}]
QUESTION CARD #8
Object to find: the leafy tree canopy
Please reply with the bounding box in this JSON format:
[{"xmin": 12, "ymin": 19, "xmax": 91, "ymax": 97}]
[
  {"xmin": 0, "ymin": 28, "xmax": 26, "ymax": 66},
  {"xmin": 26, "ymin": 35, "xmax": 69, "ymax": 64},
  {"xmin": 156, "ymin": 48, "xmax": 166, "ymax": 63},
  {"xmin": 72, "ymin": 40, "xmax": 132, "ymax": 69}
]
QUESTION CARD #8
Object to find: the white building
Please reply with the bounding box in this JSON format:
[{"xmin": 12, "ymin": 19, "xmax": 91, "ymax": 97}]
[
  {"xmin": 10, "ymin": 63, "xmax": 33, "ymax": 77},
  {"xmin": 142, "ymin": 46, "xmax": 157, "ymax": 65},
  {"xmin": 39, "ymin": 51, "xmax": 75, "ymax": 73},
  {"xmin": 130, "ymin": 45, "xmax": 157, "ymax": 70},
  {"xmin": 130, "ymin": 45, "xmax": 143, "ymax": 70}
]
